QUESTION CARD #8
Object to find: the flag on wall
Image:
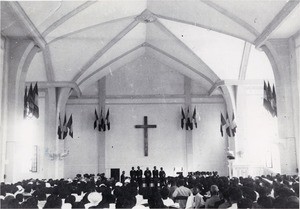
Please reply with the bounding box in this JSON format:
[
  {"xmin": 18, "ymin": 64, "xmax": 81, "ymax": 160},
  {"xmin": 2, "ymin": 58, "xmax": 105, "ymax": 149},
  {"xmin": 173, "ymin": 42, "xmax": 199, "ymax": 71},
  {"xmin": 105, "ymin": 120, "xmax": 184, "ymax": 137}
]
[
  {"xmin": 225, "ymin": 112, "xmax": 232, "ymax": 137},
  {"xmin": 192, "ymin": 107, "xmax": 197, "ymax": 128},
  {"xmin": 99, "ymin": 109, "xmax": 106, "ymax": 131},
  {"xmin": 33, "ymin": 82, "xmax": 39, "ymax": 118},
  {"xmin": 94, "ymin": 109, "xmax": 99, "ymax": 129},
  {"xmin": 62, "ymin": 114, "xmax": 68, "ymax": 139},
  {"xmin": 271, "ymin": 84, "xmax": 277, "ymax": 117},
  {"xmin": 94, "ymin": 108, "xmax": 111, "ymax": 132},
  {"xmin": 57, "ymin": 115, "xmax": 62, "ymax": 139},
  {"xmin": 263, "ymin": 81, "xmax": 277, "ymax": 117},
  {"xmin": 28, "ymin": 84, "xmax": 34, "ymax": 115},
  {"xmin": 263, "ymin": 81, "xmax": 269, "ymax": 111},
  {"xmin": 186, "ymin": 108, "xmax": 193, "ymax": 130},
  {"xmin": 23, "ymin": 86, "xmax": 28, "ymax": 118},
  {"xmin": 181, "ymin": 106, "xmax": 199, "ymax": 130},
  {"xmin": 220, "ymin": 113, "xmax": 226, "ymax": 137},
  {"xmin": 181, "ymin": 107, "xmax": 185, "ymax": 129},
  {"xmin": 231, "ymin": 113, "xmax": 237, "ymax": 137},
  {"xmin": 105, "ymin": 109, "xmax": 110, "ymax": 130},
  {"xmin": 23, "ymin": 82, "xmax": 39, "ymax": 119},
  {"xmin": 67, "ymin": 114, "xmax": 73, "ymax": 138}
]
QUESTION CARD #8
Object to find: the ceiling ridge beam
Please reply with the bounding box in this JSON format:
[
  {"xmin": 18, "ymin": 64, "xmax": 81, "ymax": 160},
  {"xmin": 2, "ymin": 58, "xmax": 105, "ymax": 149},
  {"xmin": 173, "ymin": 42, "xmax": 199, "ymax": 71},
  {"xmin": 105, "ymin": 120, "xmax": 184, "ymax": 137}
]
[
  {"xmin": 6, "ymin": 2, "xmax": 46, "ymax": 49},
  {"xmin": 48, "ymin": 16, "xmax": 136, "ymax": 44},
  {"xmin": 154, "ymin": 19, "xmax": 220, "ymax": 80},
  {"xmin": 145, "ymin": 43, "xmax": 215, "ymax": 85},
  {"xmin": 208, "ymin": 80, "xmax": 225, "ymax": 96},
  {"xmin": 201, "ymin": 0, "xmax": 259, "ymax": 36},
  {"xmin": 25, "ymin": 81, "xmax": 82, "ymax": 97},
  {"xmin": 254, "ymin": 0, "xmax": 300, "ymax": 48},
  {"xmin": 238, "ymin": 42, "xmax": 252, "ymax": 80},
  {"xmin": 72, "ymin": 20, "xmax": 140, "ymax": 82},
  {"xmin": 43, "ymin": 44, "xmax": 55, "ymax": 81},
  {"xmin": 42, "ymin": 1, "xmax": 96, "ymax": 37},
  {"xmin": 153, "ymin": 13, "xmax": 254, "ymax": 43},
  {"xmin": 78, "ymin": 44, "xmax": 144, "ymax": 86}
]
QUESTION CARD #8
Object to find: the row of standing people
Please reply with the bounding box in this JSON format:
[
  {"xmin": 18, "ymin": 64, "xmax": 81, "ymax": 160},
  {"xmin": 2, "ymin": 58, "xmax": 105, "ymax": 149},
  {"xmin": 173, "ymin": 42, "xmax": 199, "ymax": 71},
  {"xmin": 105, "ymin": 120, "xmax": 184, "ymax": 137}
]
[{"xmin": 121, "ymin": 166, "xmax": 166, "ymax": 187}]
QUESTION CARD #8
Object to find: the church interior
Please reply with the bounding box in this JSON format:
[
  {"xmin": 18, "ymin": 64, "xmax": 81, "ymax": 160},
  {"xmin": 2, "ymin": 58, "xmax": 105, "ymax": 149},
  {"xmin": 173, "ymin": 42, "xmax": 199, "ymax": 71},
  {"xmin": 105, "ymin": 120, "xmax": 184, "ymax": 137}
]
[{"xmin": 1, "ymin": 0, "xmax": 300, "ymax": 208}]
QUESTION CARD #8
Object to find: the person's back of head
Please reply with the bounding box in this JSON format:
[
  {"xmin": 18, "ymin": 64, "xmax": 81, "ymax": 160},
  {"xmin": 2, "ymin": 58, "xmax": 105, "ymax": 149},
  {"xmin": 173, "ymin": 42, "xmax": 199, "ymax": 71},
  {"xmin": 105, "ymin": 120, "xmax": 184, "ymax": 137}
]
[
  {"xmin": 15, "ymin": 193, "xmax": 23, "ymax": 202},
  {"xmin": 210, "ymin": 185, "xmax": 219, "ymax": 196},
  {"xmin": 273, "ymin": 196, "xmax": 287, "ymax": 208},
  {"xmin": 257, "ymin": 196, "xmax": 273, "ymax": 208},
  {"xmin": 65, "ymin": 194, "xmax": 76, "ymax": 206},
  {"xmin": 160, "ymin": 186, "xmax": 169, "ymax": 200},
  {"xmin": 177, "ymin": 179, "xmax": 185, "ymax": 187},
  {"xmin": 228, "ymin": 187, "xmax": 242, "ymax": 203},
  {"xmin": 286, "ymin": 196, "xmax": 299, "ymax": 208},
  {"xmin": 191, "ymin": 187, "xmax": 199, "ymax": 195},
  {"xmin": 7, "ymin": 198, "xmax": 20, "ymax": 208},
  {"xmin": 238, "ymin": 198, "xmax": 253, "ymax": 209}
]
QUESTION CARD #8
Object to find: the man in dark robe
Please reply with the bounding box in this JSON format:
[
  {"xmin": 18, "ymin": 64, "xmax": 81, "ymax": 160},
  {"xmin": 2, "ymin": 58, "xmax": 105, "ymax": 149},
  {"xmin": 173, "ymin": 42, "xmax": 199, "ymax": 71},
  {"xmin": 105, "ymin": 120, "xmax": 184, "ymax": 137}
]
[
  {"xmin": 159, "ymin": 167, "xmax": 166, "ymax": 186},
  {"xmin": 152, "ymin": 166, "xmax": 159, "ymax": 187},
  {"xmin": 144, "ymin": 167, "xmax": 151, "ymax": 187},
  {"xmin": 130, "ymin": 167, "xmax": 136, "ymax": 183},
  {"xmin": 120, "ymin": 171, "xmax": 125, "ymax": 184},
  {"xmin": 136, "ymin": 166, "xmax": 143, "ymax": 187}
]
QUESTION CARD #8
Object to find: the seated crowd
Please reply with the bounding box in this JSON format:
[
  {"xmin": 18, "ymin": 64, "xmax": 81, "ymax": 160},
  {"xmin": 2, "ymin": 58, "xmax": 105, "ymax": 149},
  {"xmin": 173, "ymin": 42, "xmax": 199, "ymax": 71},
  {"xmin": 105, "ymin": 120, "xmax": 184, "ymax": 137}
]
[{"xmin": 0, "ymin": 171, "xmax": 299, "ymax": 209}]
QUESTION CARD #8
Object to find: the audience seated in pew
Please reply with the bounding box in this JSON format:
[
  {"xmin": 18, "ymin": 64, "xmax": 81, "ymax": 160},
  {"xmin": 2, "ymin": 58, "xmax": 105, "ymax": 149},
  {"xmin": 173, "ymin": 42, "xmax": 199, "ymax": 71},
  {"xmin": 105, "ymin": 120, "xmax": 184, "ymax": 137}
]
[{"xmin": 0, "ymin": 172, "xmax": 299, "ymax": 208}]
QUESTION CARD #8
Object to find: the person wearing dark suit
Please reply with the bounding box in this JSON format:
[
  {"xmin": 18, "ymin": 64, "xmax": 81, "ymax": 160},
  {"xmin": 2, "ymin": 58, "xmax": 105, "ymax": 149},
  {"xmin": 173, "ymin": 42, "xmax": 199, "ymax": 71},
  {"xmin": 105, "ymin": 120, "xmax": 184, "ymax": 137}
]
[
  {"xmin": 152, "ymin": 166, "xmax": 159, "ymax": 187},
  {"xmin": 136, "ymin": 166, "xmax": 143, "ymax": 187},
  {"xmin": 130, "ymin": 167, "xmax": 136, "ymax": 183},
  {"xmin": 144, "ymin": 167, "xmax": 151, "ymax": 187}
]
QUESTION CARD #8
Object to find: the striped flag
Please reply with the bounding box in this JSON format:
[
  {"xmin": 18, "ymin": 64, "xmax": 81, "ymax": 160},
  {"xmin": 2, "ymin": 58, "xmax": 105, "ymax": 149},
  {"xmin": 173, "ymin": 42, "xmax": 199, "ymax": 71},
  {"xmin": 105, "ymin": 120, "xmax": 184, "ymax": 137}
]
[{"xmin": 220, "ymin": 113, "xmax": 226, "ymax": 137}]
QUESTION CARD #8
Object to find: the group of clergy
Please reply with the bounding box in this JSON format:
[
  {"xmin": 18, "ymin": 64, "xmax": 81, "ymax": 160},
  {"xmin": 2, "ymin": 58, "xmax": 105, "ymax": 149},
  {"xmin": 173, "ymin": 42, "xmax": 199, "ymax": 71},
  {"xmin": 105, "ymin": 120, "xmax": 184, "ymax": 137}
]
[{"xmin": 121, "ymin": 166, "xmax": 166, "ymax": 187}]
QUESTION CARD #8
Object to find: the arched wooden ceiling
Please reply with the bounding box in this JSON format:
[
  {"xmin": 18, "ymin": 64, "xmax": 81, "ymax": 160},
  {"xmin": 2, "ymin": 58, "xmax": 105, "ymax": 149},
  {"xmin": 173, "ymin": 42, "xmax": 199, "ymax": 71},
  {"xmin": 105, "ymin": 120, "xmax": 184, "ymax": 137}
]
[{"xmin": 1, "ymin": 0, "xmax": 299, "ymax": 93}]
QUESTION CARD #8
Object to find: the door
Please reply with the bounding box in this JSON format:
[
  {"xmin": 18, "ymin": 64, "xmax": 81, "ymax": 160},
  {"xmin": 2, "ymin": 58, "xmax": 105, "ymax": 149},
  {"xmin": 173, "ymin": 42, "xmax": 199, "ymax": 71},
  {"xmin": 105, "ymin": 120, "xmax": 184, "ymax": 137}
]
[{"xmin": 111, "ymin": 168, "xmax": 120, "ymax": 182}]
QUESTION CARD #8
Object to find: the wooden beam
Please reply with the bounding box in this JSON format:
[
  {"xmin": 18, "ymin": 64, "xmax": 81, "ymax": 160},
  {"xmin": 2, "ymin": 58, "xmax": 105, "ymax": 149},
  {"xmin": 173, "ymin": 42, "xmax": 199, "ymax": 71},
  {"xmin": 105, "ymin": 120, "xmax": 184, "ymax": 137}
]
[
  {"xmin": 254, "ymin": 0, "xmax": 300, "ymax": 48},
  {"xmin": 6, "ymin": 2, "xmax": 46, "ymax": 49},
  {"xmin": 201, "ymin": 0, "xmax": 259, "ymax": 36},
  {"xmin": 145, "ymin": 43, "xmax": 215, "ymax": 85},
  {"xmin": 154, "ymin": 20, "xmax": 220, "ymax": 80},
  {"xmin": 73, "ymin": 20, "xmax": 139, "ymax": 82},
  {"xmin": 238, "ymin": 42, "xmax": 252, "ymax": 80},
  {"xmin": 78, "ymin": 44, "xmax": 143, "ymax": 86},
  {"xmin": 153, "ymin": 13, "xmax": 255, "ymax": 43},
  {"xmin": 48, "ymin": 16, "xmax": 135, "ymax": 44},
  {"xmin": 208, "ymin": 80, "xmax": 224, "ymax": 96},
  {"xmin": 42, "ymin": 1, "xmax": 96, "ymax": 37},
  {"xmin": 42, "ymin": 45, "xmax": 55, "ymax": 81},
  {"xmin": 25, "ymin": 81, "xmax": 82, "ymax": 98}
]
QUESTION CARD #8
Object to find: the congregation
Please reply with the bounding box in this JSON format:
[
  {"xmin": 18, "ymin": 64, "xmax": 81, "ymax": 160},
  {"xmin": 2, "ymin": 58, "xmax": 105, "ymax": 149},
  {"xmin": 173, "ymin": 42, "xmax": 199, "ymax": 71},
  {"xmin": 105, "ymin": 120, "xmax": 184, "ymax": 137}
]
[{"xmin": 0, "ymin": 171, "xmax": 299, "ymax": 209}]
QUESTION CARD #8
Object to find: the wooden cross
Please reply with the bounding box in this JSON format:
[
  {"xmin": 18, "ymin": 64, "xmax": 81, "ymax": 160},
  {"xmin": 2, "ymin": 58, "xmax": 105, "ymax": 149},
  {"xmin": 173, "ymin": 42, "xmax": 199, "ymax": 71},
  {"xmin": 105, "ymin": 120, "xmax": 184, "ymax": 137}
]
[{"xmin": 135, "ymin": 116, "xmax": 157, "ymax": 156}]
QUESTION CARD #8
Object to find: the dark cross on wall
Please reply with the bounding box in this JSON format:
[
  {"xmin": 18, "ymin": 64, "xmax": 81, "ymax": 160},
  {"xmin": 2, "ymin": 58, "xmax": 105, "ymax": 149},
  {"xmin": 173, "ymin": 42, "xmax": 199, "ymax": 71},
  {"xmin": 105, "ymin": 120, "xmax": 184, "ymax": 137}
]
[{"xmin": 135, "ymin": 116, "xmax": 157, "ymax": 156}]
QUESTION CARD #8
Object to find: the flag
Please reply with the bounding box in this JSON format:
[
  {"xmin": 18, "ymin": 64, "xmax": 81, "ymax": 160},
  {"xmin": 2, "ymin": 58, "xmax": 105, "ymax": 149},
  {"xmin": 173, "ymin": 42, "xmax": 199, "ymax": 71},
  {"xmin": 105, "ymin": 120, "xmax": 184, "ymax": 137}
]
[
  {"xmin": 267, "ymin": 82, "xmax": 273, "ymax": 112},
  {"xmin": 271, "ymin": 84, "xmax": 277, "ymax": 117},
  {"xmin": 225, "ymin": 112, "xmax": 231, "ymax": 137},
  {"xmin": 263, "ymin": 81, "xmax": 269, "ymax": 111},
  {"xmin": 33, "ymin": 82, "xmax": 39, "ymax": 118},
  {"xmin": 186, "ymin": 108, "xmax": 193, "ymax": 130},
  {"xmin": 105, "ymin": 109, "xmax": 110, "ymax": 130},
  {"xmin": 99, "ymin": 109, "xmax": 106, "ymax": 132},
  {"xmin": 57, "ymin": 114, "xmax": 62, "ymax": 139},
  {"xmin": 181, "ymin": 107, "xmax": 185, "ymax": 129},
  {"xmin": 231, "ymin": 113, "xmax": 237, "ymax": 137},
  {"xmin": 94, "ymin": 109, "xmax": 99, "ymax": 129},
  {"xmin": 28, "ymin": 83, "xmax": 34, "ymax": 115},
  {"xmin": 220, "ymin": 113, "xmax": 226, "ymax": 137},
  {"xmin": 67, "ymin": 114, "xmax": 73, "ymax": 138},
  {"xmin": 23, "ymin": 86, "xmax": 28, "ymax": 118},
  {"xmin": 62, "ymin": 114, "xmax": 68, "ymax": 139},
  {"xmin": 192, "ymin": 107, "xmax": 197, "ymax": 128}
]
